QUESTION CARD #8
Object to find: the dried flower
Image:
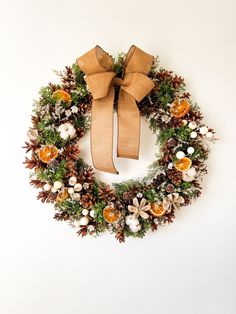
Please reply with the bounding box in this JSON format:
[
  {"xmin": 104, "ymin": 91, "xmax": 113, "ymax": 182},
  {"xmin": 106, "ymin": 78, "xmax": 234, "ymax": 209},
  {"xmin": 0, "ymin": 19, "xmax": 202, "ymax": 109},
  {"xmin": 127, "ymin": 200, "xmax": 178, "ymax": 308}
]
[{"xmin": 128, "ymin": 198, "xmax": 150, "ymax": 219}]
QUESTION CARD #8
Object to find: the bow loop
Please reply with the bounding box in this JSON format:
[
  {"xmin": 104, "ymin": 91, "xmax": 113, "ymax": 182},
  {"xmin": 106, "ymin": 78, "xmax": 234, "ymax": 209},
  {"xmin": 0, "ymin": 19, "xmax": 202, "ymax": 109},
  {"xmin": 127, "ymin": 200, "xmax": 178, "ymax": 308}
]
[
  {"xmin": 85, "ymin": 72, "xmax": 116, "ymax": 100},
  {"xmin": 119, "ymin": 73, "xmax": 154, "ymax": 102}
]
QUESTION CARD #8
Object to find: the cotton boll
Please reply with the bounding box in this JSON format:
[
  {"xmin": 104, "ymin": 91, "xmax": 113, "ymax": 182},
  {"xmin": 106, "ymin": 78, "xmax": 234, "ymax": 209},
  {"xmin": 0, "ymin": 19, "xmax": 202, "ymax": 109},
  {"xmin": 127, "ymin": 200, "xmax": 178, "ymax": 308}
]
[{"xmin": 129, "ymin": 223, "xmax": 141, "ymax": 233}]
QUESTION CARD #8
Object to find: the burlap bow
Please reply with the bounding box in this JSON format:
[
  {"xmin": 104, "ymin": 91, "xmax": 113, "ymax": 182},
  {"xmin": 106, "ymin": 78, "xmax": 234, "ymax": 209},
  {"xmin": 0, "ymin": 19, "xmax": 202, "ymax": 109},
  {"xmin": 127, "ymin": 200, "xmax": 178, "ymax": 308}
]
[{"xmin": 76, "ymin": 45, "xmax": 155, "ymax": 174}]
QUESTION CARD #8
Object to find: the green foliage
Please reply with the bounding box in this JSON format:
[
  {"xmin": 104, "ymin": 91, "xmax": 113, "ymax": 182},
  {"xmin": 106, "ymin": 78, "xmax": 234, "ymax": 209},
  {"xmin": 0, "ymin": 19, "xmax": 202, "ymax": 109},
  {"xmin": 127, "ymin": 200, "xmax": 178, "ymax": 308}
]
[
  {"xmin": 71, "ymin": 63, "xmax": 88, "ymax": 100},
  {"xmin": 39, "ymin": 86, "xmax": 55, "ymax": 105},
  {"xmin": 191, "ymin": 147, "xmax": 208, "ymax": 161},
  {"xmin": 57, "ymin": 200, "xmax": 84, "ymax": 218},
  {"xmin": 158, "ymin": 125, "xmax": 191, "ymax": 145},
  {"xmin": 143, "ymin": 188, "xmax": 160, "ymax": 203},
  {"xmin": 38, "ymin": 128, "xmax": 62, "ymax": 146},
  {"xmin": 93, "ymin": 202, "xmax": 106, "ymax": 224},
  {"xmin": 74, "ymin": 115, "xmax": 91, "ymax": 131},
  {"xmin": 156, "ymin": 81, "xmax": 175, "ymax": 107},
  {"xmin": 113, "ymin": 52, "xmax": 126, "ymax": 77},
  {"xmin": 113, "ymin": 180, "xmax": 143, "ymax": 197},
  {"xmin": 37, "ymin": 160, "xmax": 67, "ymax": 183}
]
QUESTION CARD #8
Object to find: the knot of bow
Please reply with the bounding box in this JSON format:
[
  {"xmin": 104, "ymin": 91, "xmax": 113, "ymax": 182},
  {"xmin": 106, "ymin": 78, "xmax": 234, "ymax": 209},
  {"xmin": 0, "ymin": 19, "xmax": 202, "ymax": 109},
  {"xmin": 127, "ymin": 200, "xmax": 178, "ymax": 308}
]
[{"xmin": 77, "ymin": 45, "xmax": 155, "ymax": 174}]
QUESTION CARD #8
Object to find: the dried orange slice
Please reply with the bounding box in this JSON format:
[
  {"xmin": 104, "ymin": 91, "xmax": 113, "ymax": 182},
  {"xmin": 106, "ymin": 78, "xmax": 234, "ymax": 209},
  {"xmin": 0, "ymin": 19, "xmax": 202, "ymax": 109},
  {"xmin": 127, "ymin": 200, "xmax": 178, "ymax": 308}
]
[
  {"xmin": 149, "ymin": 203, "xmax": 166, "ymax": 217},
  {"xmin": 103, "ymin": 206, "xmax": 121, "ymax": 223},
  {"xmin": 38, "ymin": 145, "xmax": 58, "ymax": 163},
  {"xmin": 174, "ymin": 157, "xmax": 192, "ymax": 172},
  {"xmin": 170, "ymin": 99, "xmax": 190, "ymax": 118},
  {"xmin": 56, "ymin": 188, "xmax": 69, "ymax": 203},
  {"xmin": 52, "ymin": 89, "xmax": 72, "ymax": 103}
]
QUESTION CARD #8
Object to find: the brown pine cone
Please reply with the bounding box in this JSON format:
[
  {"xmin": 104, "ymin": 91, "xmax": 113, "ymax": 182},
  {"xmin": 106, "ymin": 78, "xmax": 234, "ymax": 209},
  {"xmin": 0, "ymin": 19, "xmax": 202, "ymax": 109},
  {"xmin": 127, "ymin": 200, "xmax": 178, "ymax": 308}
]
[
  {"xmin": 66, "ymin": 159, "xmax": 78, "ymax": 177},
  {"xmin": 77, "ymin": 103, "xmax": 91, "ymax": 114},
  {"xmin": 152, "ymin": 173, "xmax": 166, "ymax": 187},
  {"xmin": 98, "ymin": 185, "xmax": 116, "ymax": 203},
  {"xmin": 63, "ymin": 144, "xmax": 80, "ymax": 161},
  {"xmin": 77, "ymin": 167, "xmax": 95, "ymax": 184},
  {"xmin": 80, "ymin": 193, "xmax": 93, "ymax": 208},
  {"xmin": 76, "ymin": 127, "xmax": 85, "ymax": 139},
  {"xmin": 167, "ymin": 168, "xmax": 182, "ymax": 186},
  {"xmin": 61, "ymin": 66, "xmax": 77, "ymax": 93}
]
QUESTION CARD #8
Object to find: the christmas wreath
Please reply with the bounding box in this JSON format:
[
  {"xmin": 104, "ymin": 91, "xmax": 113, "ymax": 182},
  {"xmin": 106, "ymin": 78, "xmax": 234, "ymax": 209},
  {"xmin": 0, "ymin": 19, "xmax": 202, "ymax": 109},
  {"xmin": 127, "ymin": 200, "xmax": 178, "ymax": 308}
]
[{"xmin": 23, "ymin": 46, "xmax": 216, "ymax": 242}]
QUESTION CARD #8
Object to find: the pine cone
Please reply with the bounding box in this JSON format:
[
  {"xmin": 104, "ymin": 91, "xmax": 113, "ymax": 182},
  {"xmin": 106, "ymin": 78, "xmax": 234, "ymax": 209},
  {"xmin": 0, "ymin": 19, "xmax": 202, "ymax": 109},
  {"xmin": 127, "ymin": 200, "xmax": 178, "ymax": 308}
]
[
  {"xmin": 63, "ymin": 144, "xmax": 80, "ymax": 161},
  {"xmin": 77, "ymin": 167, "xmax": 95, "ymax": 184},
  {"xmin": 23, "ymin": 154, "xmax": 42, "ymax": 170},
  {"xmin": 80, "ymin": 193, "xmax": 93, "ymax": 208},
  {"xmin": 98, "ymin": 185, "xmax": 116, "ymax": 203},
  {"xmin": 77, "ymin": 102, "xmax": 91, "ymax": 114},
  {"xmin": 61, "ymin": 66, "xmax": 77, "ymax": 93},
  {"xmin": 115, "ymin": 231, "xmax": 125, "ymax": 243},
  {"xmin": 122, "ymin": 187, "xmax": 140, "ymax": 204},
  {"xmin": 167, "ymin": 168, "xmax": 182, "ymax": 186},
  {"xmin": 66, "ymin": 159, "xmax": 78, "ymax": 177},
  {"xmin": 23, "ymin": 140, "xmax": 40, "ymax": 153},
  {"xmin": 31, "ymin": 115, "xmax": 39, "ymax": 125},
  {"xmin": 37, "ymin": 191, "xmax": 57, "ymax": 203},
  {"xmin": 187, "ymin": 110, "xmax": 203, "ymax": 123},
  {"xmin": 152, "ymin": 173, "xmax": 166, "ymax": 187},
  {"xmin": 76, "ymin": 127, "xmax": 85, "ymax": 139}
]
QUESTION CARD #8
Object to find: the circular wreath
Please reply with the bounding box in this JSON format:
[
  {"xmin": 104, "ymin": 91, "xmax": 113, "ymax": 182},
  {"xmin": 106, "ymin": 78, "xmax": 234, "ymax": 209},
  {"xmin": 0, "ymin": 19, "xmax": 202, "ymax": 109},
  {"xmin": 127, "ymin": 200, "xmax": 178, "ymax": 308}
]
[{"xmin": 23, "ymin": 51, "xmax": 215, "ymax": 242}]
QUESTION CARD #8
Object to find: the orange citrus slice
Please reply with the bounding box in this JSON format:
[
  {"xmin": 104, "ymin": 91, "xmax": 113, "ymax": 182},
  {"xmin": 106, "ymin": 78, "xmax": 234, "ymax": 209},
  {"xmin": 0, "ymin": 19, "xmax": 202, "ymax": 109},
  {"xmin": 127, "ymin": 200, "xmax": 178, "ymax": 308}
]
[
  {"xmin": 174, "ymin": 157, "xmax": 192, "ymax": 172},
  {"xmin": 149, "ymin": 203, "xmax": 166, "ymax": 217},
  {"xmin": 38, "ymin": 145, "xmax": 58, "ymax": 163},
  {"xmin": 170, "ymin": 99, "xmax": 190, "ymax": 118},
  {"xmin": 103, "ymin": 206, "xmax": 121, "ymax": 223},
  {"xmin": 56, "ymin": 188, "xmax": 69, "ymax": 203},
  {"xmin": 52, "ymin": 89, "xmax": 72, "ymax": 103}
]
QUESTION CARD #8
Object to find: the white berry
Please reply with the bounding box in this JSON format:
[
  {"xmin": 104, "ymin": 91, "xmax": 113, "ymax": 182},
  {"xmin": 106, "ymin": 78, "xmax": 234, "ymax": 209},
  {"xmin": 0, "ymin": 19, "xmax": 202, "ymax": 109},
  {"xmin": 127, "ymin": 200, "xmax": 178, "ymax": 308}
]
[
  {"xmin": 68, "ymin": 187, "xmax": 74, "ymax": 195},
  {"xmin": 79, "ymin": 216, "xmax": 89, "ymax": 226},
  {"xmin": 187, "ymin": 147, "xmax": 195, "ymax": 154},
  {"xmin": 190, "ymin": 131, "xmax": 197, "ymax": 138},
  {"xmin": 168, "ymin": 162, "xmax": 173, "ymax": 169},
  {"xmin": 73, "ymin": 220, "xmax": 80, "ymax": 228},
  {"xmin": 43, "ymin": 183, "xmax": 51, "ymax": 191},
  {"xmin": 74, "ymin": 183, "xmax": 83, "ymax": 192},
  {"xmin": 82, "ymin": 209, "xmax": 89, "ymax": 216},
  {"xmin": 51, "ymin": 187, "xmax": 58, "ymax": 193},
  {"xmin": 176, "ymin": 151, "xmax": 185, "ymax": 159},
  {"xmin": 69, "ymin": 176, "xmax": 77, "ymax": 186},
  {"xmin": 90, "ymin": 209, "xmax": 95, "ymax": 218},
  {"xmin": 53, "ymin": 181, "xmax": 63, "ymax": 190},
  {"xmin": 182, "ymin": 119, "xmax": 187, "ymax": 126},
  {"xmin": 200, "ymin": 126, "xmax": 208, "ymax": 135},
  {"xmin": 206, "ymin": 131, "xmax": 213, "ymax": 139},
  {"xmin": 188, "ymin": 122, "xmax": 197, "ymax": 129},
  {"xmin": 72, "ymin": 193, "xmax": 81, "ymax": 201}
]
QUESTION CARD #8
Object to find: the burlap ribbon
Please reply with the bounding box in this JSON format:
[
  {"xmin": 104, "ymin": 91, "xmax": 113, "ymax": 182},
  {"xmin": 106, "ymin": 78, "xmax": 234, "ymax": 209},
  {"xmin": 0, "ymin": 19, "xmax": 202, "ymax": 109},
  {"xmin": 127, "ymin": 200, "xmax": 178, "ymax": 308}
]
[{"xmin": 76, "ymin": 45, "xmax": 155, "ymax": 174}]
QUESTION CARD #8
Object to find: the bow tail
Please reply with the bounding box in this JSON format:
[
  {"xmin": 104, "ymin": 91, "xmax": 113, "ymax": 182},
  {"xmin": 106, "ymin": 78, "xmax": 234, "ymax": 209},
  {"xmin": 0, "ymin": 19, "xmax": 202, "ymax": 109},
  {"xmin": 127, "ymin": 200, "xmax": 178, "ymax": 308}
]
[
  {"xmin": 91, "ymin": 87, "xmax": 118, "ymax": 174},
  {"xmin": 117, "ymin": 89, "xmax": 140, "ymax": 159}
]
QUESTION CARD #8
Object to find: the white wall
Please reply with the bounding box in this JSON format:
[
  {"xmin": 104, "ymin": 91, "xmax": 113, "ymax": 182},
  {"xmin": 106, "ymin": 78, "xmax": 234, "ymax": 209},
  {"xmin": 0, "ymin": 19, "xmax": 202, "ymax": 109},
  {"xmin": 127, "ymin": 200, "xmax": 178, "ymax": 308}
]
[{"xmin": 1, "ymin": 0, "xmax": 236, "ymax": 313}]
